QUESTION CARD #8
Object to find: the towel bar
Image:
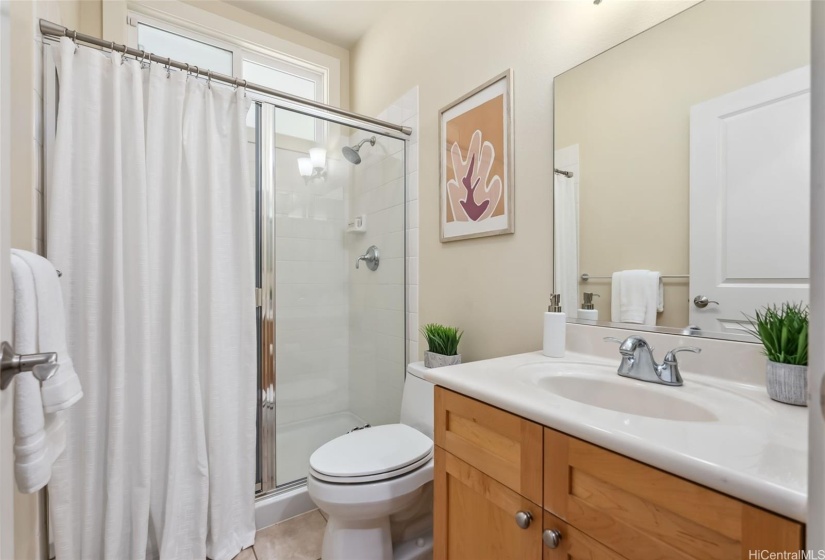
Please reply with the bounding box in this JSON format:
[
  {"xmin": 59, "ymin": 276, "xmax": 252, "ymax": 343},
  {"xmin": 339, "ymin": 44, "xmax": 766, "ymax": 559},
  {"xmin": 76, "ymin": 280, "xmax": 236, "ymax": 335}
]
[
  {"xmin": 581, "ymin": 273, "xmax": 688, "ymax": 282},
  {"xmin": 0, "ymin": 341, "xmax": 59, "ymax": 390}
]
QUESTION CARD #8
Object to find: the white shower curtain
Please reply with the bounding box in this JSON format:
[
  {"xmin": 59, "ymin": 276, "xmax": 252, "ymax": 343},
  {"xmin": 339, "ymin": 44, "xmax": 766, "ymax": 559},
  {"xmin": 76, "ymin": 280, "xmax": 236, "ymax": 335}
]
[
  {"xmin": 46, "ymin": 38, "xmax": 256, "ymax": 560},
  {"xmin": 553, "ymin": 173, "xmax": 580, "ymax": 318}
]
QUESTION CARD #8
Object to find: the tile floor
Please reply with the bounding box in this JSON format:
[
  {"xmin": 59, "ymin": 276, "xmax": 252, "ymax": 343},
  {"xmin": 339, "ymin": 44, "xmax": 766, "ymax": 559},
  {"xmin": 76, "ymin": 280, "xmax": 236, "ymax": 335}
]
[{"xmin": 233, "ymin": 510, "xmax": 327, "ymax": 560}]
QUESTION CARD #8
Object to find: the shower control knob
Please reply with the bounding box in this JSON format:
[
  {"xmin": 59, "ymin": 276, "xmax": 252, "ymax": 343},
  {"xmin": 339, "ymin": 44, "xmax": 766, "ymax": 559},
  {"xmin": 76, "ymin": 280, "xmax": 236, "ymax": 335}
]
[
  {"xmin": 514, "ymin": 511, "xmax": 532, "ymax": 529},
  {"xmin": 355, "ymin": 245, "xmax": 380, "ymax": 271}
]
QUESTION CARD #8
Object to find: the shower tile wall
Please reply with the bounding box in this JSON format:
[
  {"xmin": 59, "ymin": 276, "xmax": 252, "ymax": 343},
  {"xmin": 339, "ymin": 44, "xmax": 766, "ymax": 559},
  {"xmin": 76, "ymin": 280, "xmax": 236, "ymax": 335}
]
[
  {"xmin": 272, "ymin": 141, "xmax": 351, "ymax": 427},
  {"xmin": 347, "ymin": 87, "xmax": 419, "ymax": 426}
]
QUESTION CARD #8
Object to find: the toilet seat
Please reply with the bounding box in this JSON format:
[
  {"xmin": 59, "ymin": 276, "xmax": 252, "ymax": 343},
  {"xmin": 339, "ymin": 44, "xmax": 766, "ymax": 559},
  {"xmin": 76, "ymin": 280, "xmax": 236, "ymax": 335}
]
[{"xmin": 309, "ymin": 424, "xmax": 434, "ymax": 484}]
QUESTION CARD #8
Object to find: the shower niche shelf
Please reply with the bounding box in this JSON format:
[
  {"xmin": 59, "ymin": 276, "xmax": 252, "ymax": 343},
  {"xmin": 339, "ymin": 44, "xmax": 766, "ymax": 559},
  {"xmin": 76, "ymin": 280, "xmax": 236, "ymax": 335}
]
[{"xmin": 346, "ymin": 215, "xmax": 367, "ymax": 233}]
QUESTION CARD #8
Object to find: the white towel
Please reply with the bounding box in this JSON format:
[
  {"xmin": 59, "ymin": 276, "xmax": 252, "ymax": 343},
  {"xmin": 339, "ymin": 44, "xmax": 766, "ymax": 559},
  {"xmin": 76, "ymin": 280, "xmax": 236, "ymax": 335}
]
[
  {"xmin": 611, "ymin": 270, "xmax": 663, "ymax": 325},
  {"xmin": 12, "ymin": 249, "xmax": 83, "ymax": 413},
  {"xmin": 10, "ymin": 250, "xmax": 80, "ymax": 493}
]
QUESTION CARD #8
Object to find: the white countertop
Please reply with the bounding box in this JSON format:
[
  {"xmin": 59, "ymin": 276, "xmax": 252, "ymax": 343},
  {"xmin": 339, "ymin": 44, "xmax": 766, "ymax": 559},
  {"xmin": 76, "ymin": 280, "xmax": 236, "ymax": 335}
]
[{"xmin": 422, "ymin": 351, "xmax": 808, "ymax": 522}]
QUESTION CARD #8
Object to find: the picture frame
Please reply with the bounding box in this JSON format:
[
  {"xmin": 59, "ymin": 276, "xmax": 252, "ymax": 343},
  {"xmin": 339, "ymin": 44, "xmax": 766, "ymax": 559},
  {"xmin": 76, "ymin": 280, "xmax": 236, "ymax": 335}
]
[{"xmin": 439, "ymin": 69, "xmax": 514, "ymax": 242}]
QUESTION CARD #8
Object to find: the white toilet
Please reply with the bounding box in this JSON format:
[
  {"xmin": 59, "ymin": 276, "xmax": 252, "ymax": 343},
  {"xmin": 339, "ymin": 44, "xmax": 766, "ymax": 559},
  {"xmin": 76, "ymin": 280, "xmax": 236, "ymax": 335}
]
[{"xmin": 307, "ymin": 362, "xmax": 435, "ymax": 560}]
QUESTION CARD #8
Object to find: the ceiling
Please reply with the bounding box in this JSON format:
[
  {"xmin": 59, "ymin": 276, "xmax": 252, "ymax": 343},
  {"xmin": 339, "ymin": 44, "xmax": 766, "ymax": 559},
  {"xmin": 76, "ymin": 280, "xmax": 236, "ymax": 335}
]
[{"xmin": 224, "ymin": 1, "xmax": 396, "ymax": 48}]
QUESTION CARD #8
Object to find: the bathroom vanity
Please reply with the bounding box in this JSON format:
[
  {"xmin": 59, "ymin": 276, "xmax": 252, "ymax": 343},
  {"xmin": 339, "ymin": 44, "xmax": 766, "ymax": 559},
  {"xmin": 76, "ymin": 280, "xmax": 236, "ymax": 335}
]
[
  {"xmin": 432, "ymin": 386, "xmax": 803, "ymax": 558},
  {"xmin": 425, "ymin": 325, "xmax": 807, "ymax": 559}
]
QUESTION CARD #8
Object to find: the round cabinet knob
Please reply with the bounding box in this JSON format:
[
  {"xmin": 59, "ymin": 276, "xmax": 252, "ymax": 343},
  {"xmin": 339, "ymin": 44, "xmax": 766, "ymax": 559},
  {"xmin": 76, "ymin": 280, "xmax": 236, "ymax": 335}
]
[
  {"xmin": 543, "ymin": 529, "xmax": 562, "ymax": 549},
  {"xmin": 693, "ymin": 295, "xmax": 719, "ymax": 309},
  {"xmin": 514, "ymin": 511, "xmax": 532, "ymax": 529}
]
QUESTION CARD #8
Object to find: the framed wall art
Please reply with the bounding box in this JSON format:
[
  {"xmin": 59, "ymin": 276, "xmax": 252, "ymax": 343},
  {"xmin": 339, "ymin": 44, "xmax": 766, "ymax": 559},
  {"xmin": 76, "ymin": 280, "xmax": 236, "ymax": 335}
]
[{"xmin": 439, "ymin": 69, "xmax": 514, "ymax": 242}]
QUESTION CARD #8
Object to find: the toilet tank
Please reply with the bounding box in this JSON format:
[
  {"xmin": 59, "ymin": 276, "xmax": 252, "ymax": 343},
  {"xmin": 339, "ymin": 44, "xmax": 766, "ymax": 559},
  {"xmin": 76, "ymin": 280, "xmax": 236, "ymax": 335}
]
[{"xmin": 400, "ymin": 362, "xmax": 435, "ymax": 440}]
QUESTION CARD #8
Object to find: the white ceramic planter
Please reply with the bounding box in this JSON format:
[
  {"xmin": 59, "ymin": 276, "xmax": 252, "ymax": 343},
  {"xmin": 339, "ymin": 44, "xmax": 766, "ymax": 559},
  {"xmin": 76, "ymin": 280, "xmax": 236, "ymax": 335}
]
[
  {"xmin": 765, "ymin": 360, "xmax": 808, "ymax": 406},
  {"xmin": 424, "ymin": 352, "xmax": 461, "ymax": 368}
]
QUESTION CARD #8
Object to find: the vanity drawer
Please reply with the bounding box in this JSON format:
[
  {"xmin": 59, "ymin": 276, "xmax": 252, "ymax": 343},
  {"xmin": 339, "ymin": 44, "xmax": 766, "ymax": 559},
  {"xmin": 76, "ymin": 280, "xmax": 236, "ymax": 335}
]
[
  {"xmin": 435, "ymin": 387, "xmax": 543, "ymax": 504},
  {"xmin": 543, "ymin": 428, "xmax": 804, "ymax": 560}
]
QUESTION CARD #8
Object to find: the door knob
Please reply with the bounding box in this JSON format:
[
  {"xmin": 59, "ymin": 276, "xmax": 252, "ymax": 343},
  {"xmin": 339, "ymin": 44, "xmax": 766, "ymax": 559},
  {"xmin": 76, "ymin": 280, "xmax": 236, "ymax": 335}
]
[
  {"xmin": 693, "ymin": 295, "xmax": 719, "ymax": 309},
  {"xmin": 543, "ymin": 529, "xmax": 562, "ymax": 549},
  {"xmin": 514, "ymin": 510, "xmax": 532, "ymax": 529},
  {"xmin": 0, "ymin": 341, "xmax": 58, "ymax": 390}
]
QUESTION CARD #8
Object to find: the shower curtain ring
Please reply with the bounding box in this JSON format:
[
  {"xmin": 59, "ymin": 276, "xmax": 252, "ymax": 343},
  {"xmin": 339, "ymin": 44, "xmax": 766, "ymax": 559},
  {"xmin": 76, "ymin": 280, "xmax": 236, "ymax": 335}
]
[
  {"xmin": 243, "ymin": 79, "xmax": 248, "ymax": 97},
  {"xmin": 194, "ymin": 66, "xmax": 200, "ymax": 80},
  {"xmin": 72, "ymin": 30, "xmax": 78, "ymax": 52},
  {"xmin": 207, "ymin": 70, "xmax": 212, "ymax": 89},
  {"xmin": 166, "ymin": 57, "xmax": 172, "ymax": 78}
]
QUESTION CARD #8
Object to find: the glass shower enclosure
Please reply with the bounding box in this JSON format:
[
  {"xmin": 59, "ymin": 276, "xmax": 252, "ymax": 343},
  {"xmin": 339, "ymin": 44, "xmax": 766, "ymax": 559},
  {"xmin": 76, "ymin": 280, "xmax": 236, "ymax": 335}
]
[{"xmin": 250, "ymin": 101, "xmax": 408, "ymax": 495}]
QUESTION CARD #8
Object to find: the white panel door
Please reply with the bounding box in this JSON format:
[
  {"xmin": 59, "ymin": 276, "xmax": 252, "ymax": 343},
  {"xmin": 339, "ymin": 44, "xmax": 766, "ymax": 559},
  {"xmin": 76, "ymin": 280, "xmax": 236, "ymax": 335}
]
[{"xmin": 690, "ymin": 66, "xmax": 810, "ymax": 335}]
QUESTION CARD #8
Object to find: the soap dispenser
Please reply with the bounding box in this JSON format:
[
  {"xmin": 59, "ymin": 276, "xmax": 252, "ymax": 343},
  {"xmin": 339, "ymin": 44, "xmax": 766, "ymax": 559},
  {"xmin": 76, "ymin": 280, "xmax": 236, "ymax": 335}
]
[
  {"xmin": 543, "ymin": 294, "xmax": 566, "ymax": 358},
  {"xmin": 579, "ymin": 292, "xmax": 600, "ymax": 320}
]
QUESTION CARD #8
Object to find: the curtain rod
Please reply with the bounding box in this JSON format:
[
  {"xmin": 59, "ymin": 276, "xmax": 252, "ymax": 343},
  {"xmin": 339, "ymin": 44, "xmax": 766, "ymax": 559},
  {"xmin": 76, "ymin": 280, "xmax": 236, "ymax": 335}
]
[
  {"xmin": 38, "ymin": 19, "xmax": 412, "ymax": 137},
  {"xmin": 554, "ymin": 168, "xmax": 573, "ymax": 178}
]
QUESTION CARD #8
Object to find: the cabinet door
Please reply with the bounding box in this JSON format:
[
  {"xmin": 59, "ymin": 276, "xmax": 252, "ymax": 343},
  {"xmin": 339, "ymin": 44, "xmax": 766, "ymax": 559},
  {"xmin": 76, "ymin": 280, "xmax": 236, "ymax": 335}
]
[
  {"xmin": 435, "ymin": 387, "xmax": 543, "ymax": 504},
  {"xmin": 544, "ymin": 428, "xmax": 804, "ymax": 560},
  {"xmin": 543, "ymin": 511, "xmax": 628, "ymax": 560},
  {"xmin": 435, "ymin": 447, "xmax": 542, "ymax": 560}
]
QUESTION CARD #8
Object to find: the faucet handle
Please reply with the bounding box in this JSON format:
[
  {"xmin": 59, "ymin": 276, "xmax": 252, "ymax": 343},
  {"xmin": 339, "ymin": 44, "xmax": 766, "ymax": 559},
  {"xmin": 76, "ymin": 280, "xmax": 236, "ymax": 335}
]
[
  {"xmin": 603, "ymin": 336, "xmax": 653, "ymax": 351},
  {"xmin": 663, "ymin": 346, "xmax": 701, "ymax": 364}
]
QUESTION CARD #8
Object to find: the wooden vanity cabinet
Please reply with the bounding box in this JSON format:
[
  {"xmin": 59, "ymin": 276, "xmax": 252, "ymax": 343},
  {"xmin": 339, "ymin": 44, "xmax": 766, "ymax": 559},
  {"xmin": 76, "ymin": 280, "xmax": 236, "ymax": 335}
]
[
  {"xmin": 433, "ymin": 387, "xmax": 543, "ymax": 560},
  {"xmin": 434, "ymin": 387, "xmax": 805, "ymax": 560},
  {"xmin": 542, "ymin": 511, "xmax": 627, "ymax": 560},
  {"xmin": 434, "ymin": 386, "xmax": 543, "ymax": 503},
  {"xmin": 434, "ymin": 447, "xmax": 542, "ymax": 560},
  {"xmin": 543, "ymin": 428, "xmax": 804, "ymax": 560}
]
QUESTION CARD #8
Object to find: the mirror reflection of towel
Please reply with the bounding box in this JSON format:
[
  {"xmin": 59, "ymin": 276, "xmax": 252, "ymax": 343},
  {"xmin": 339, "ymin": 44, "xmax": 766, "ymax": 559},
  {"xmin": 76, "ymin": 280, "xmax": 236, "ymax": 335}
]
[{"xmin": 611, "ymin": 270, "xmax": 663, "ymax": 325}]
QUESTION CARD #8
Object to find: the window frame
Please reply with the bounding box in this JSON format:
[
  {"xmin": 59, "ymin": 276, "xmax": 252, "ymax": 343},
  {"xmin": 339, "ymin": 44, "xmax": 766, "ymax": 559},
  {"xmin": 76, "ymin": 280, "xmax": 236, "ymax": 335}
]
[{"xmin": 126, "ymin": 9, "xmax": 328, "ymax": 142}]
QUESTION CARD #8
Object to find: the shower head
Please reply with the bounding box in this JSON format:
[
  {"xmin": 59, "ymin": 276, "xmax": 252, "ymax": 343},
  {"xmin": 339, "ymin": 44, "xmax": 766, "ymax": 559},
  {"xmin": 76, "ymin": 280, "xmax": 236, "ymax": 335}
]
[{"xmin": 342, "ymin": 136, "xmax": 376, "ymax": 165}]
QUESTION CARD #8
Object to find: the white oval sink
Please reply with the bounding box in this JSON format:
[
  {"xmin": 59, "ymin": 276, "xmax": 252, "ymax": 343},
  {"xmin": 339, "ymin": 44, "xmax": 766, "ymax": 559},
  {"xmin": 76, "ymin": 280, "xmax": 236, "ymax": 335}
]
[{"xmin": 536, "ymin": 376, "xmax": 719, "ymax": 422}]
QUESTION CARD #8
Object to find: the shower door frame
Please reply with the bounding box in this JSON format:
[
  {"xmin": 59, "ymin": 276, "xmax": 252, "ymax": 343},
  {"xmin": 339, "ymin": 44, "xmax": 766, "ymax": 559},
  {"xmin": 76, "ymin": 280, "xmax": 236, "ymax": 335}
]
[{"xmin": 254, "ymin": 97, "xmax": 410, "ymax": 498}]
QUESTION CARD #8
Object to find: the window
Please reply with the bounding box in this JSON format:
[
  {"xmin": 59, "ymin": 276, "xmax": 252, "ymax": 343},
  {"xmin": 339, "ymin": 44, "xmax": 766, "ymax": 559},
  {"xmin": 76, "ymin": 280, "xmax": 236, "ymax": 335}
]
[
  {"xmin": 137, "ymin": 23, "xmax": 233, "ymax": 75},
  {"xmin": 129, "ymin": 12, "xmax": 327, "ymax": 141},
  {"xmin": 241, "ymin": 56, "xmax": 321, "ymax": 141}
]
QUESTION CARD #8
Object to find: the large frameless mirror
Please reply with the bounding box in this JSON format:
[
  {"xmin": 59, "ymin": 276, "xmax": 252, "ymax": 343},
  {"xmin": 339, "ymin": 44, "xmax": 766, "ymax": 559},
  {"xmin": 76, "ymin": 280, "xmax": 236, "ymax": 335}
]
[{"xmin": 553, "ymin": 0, "xmax": 810, "ymax": 341}]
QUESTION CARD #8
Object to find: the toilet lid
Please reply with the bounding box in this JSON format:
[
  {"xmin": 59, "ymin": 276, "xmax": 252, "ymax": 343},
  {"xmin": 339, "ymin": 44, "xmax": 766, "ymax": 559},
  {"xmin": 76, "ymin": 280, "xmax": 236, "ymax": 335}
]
[{"xmin": 309, "ymin": 424, "xmax": 434, "ymax": 480}]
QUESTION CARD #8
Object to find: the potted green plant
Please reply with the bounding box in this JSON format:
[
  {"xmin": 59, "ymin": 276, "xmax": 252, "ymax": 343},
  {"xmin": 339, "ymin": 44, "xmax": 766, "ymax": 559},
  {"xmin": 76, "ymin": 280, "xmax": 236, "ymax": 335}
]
[
  {"xmin": 745, "ymin": 303, "xmax": 808, "ymax": 406},
  {"xmin": 420, "ymin": 323, "xmax": 463, "ymax": 368}
]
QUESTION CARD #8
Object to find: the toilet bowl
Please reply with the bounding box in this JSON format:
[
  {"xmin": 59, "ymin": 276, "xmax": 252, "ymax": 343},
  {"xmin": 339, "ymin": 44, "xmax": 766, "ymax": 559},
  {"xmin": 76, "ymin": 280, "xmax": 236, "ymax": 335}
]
[{"xmin": 307, "ymin": 363, "xmax": 435, "ymax": 560}]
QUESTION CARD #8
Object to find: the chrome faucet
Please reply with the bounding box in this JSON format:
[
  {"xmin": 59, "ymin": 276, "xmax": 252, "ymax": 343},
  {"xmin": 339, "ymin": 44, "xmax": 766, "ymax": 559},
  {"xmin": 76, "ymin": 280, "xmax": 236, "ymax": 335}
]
[{"xmin": 604, "ymin": 335, "xmax": 700, "ymax": 386}]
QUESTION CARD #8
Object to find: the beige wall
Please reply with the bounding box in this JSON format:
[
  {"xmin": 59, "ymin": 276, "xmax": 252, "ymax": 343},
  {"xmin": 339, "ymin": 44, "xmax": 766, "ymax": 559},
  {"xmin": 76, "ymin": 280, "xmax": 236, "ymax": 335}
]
[
  {"xmin": 10, "ymin": 1, "xmax": 79, "ymax": 253},
  {"xmin": 555, "ymin": 0, "xmax": 810, "ymax": 328},
  {"xmin": 179, "ymin": 0, "xmax": 350, "ymax": 110},
  {"xmin": 8, "ymin": 3, "xmax": 82, "ymax": 559},
  {"xmin": 351, "ymin": 0, "xmax": 697, "ymax": 361}
]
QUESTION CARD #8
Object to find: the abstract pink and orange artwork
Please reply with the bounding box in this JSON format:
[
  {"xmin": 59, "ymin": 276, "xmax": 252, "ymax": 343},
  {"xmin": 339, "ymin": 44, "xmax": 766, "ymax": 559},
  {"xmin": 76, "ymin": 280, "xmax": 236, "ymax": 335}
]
[{"xmin": 439, "ymin": 70, "xmax": 514, "ymax": 242}]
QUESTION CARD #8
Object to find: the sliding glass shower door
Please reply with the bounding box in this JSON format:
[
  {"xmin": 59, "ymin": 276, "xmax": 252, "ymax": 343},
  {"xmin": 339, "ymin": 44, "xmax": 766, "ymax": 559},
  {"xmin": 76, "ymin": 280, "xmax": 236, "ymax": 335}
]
[{"xmin": 253, "ymin": 102, "xmax": 407, "ymax": 494}]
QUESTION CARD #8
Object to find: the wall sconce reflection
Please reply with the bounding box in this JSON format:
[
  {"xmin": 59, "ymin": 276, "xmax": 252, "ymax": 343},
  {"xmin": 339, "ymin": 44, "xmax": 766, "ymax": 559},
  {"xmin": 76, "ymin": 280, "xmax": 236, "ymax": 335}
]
[{"xmin": 298, "ymin": 147, "xmax": 327, "ymax": 182}]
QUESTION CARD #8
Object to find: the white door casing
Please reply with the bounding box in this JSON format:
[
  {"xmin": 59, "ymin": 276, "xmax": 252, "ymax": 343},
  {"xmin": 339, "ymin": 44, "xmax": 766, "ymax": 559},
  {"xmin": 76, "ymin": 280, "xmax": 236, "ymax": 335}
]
[
  {"xmin": 809, "ymin": 1, "xmax": 825, "ymax": 552},
  {"xmin": 689, "ymin": 66, "xmax": 811, "ymax": 335},
  {"xmin": 0, "ymin": 0, "xmax": 13, "ymax": 555}
]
